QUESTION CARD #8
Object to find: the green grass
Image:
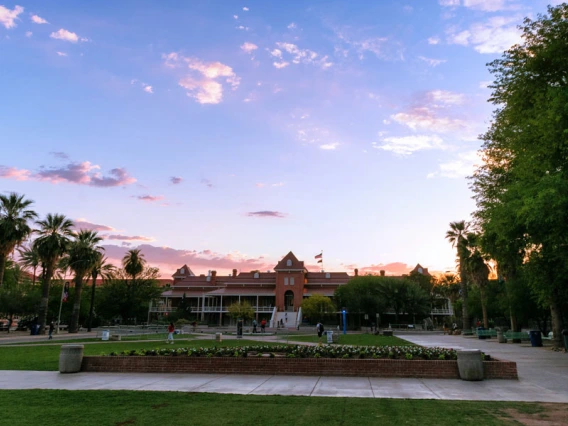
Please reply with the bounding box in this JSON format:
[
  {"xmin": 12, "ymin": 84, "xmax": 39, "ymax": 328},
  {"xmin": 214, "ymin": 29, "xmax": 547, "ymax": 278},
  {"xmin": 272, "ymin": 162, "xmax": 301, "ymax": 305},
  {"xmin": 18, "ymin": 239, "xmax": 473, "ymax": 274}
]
[
  {"xmin": 0, "ymin": 390, "xmax": 553, "ymax": 426},
  {"xmin": 0, "ymin": 339, "xmax": 279, "ymax": 371},
  {"xmin": 280, "ymin": 333, "xmax": 414, "ymax": 346}
]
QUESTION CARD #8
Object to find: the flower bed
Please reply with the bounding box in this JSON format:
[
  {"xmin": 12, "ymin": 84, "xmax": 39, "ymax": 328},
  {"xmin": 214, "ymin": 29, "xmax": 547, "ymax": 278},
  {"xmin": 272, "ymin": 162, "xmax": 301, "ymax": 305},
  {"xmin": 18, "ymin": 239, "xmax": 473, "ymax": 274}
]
[{"xmin": 106, "ymin": 344, "xmax": 458, "ymax": 360}]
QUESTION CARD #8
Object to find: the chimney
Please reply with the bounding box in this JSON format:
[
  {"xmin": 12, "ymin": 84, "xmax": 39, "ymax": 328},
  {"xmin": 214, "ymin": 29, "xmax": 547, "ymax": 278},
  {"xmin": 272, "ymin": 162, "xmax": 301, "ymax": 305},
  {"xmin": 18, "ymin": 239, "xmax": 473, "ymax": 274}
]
[
  {"xmin": 354, "ymin": 268, "xmax": 359, "ymax": 277},
  {"xmin": 211, "ymin": 270, "xmax": 217, "ymax": 278},
  {"xmin": 232, "ymin": 269, "xmax": 237, "ymax": 277},
  {"xmin": 380, "ymin": 270, "xmax": 385, "ymax": 277}
]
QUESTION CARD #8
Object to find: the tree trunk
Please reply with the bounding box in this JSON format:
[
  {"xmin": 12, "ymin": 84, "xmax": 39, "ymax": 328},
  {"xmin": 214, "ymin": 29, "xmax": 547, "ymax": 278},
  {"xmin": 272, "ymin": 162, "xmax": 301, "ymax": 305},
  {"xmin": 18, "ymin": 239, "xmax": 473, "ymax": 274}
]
[
  {"xmin": 480, "ymin": 285, "xmax": 488, "ymax": 329},
  {"xmin": 32, "ymin": 265, "xmax": 37, "ymax": 286},
  {"xmin": 0, "ymin": 254, "xmax": 6, "ymax": 289},
  {"xmin": 69, "ymin": 274, "xmax": 84, "ymax": 333},
  {"xmin": 87, "ymin": 271, "xmax": 98, "ymax": 332},
  {"xmin": 38, "ymin": 265, "xmax": 54, "ymax": 335},
  {"xmin": 550, "ymin": 296, "xmax": 564, "ymax": 349},
  {"xmin": 459, "ymin": 263, "xmax": 470, "ymax": 331}
]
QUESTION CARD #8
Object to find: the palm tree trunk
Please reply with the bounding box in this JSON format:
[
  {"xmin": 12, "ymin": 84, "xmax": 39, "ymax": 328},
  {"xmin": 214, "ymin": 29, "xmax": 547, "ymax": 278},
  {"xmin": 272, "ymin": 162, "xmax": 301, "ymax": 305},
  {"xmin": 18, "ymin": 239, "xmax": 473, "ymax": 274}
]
[
  {"xmin": 480, "ymin": 286, "xmax": 488, "ymax": 329},
  {"xmin": 0, "ymin": 254, "xmax": 6, "ymax": 289},
  {"xmin": 459, "ymin": 264, "xmax": 470, "ymax": 331},
  {"xmin": 69, "ymin": 274, "xmax": 84, "ymax": 333},
  {"xmin": 32, "ymin": 265, "xmax": 37, "ymax": 286},
  {"xmin": 38, "ymin": 265, "xmax": 54, "ymax": 335},
  {"xmin": 88, "ymin": 271, "xmax": 98, "ymax": 332}
]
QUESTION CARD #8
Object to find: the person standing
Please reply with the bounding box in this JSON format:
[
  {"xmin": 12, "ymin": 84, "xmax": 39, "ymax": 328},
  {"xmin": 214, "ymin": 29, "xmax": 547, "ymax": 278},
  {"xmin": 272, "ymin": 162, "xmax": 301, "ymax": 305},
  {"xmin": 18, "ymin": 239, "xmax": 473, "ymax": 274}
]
[
  {"xmin": 48, "ymin": 321, "xmax": 55, "ymax": 340},
  {"xmin": 252, "ymin": 319, "xmax": 257, "ymax": 333},
  {"xmin": 167, "ymin": 322, "xmax": 175, "ymax": 344},
  {"xmin": 316, "ymin": 322, "xmax": 324, "ymax": 343},
  {"xmin": 260, "ymin": 319, "xmax": 266, "ymax": 333}
]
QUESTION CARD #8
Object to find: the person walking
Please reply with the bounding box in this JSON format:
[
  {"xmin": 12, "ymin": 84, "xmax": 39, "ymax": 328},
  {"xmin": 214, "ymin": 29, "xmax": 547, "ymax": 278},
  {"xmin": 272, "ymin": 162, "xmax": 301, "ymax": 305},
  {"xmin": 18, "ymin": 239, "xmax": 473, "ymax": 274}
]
[
  {"xmin": 252, "ymin": 319, "xmax": 257, "ymax": 333},
  {"xmin": 48, "ymin": 321, "xmax": 55, "ymax": 340},
  {"xmin": 167, "ymin": 322, "xmax": 175, "ymax": 344},
  {"xmin": 260, "ymin": 319, "xmax": 266, "ymax": 333},
  {"xmin": 316, "ymin": 322, "xmax": 324, "ymax": 343}
]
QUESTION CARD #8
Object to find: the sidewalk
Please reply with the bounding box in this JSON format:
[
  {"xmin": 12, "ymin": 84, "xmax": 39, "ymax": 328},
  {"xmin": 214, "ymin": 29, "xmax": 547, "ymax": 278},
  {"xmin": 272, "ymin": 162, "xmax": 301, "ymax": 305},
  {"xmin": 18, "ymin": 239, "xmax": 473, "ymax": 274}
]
[{"xmin": 1, "ymin": 370, "xmax": 567, "ymax": 402}]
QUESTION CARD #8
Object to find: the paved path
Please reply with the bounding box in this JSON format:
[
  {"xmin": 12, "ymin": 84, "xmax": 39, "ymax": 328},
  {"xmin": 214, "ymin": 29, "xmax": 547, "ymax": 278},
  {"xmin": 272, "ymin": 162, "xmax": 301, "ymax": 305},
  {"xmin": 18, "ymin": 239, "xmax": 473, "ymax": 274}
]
[{"xmin": 2, "ymin": 370, "xmax": 567, "ymax": 402}]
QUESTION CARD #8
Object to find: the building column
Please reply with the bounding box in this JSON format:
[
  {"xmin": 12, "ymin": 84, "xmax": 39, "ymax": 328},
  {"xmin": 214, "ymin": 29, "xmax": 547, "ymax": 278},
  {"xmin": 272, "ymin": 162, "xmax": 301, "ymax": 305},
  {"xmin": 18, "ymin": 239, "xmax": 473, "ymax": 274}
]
[
  {"xmin": 256, "ymin": 295, "xmax": 259, "ymax": 321},
  {"xmin": 201, "ymin": 295, "xmax": 205, "ymax": 321},
  {"xmin": 219, "ymin": 295, "xmax": 223, "ymax": 326}
]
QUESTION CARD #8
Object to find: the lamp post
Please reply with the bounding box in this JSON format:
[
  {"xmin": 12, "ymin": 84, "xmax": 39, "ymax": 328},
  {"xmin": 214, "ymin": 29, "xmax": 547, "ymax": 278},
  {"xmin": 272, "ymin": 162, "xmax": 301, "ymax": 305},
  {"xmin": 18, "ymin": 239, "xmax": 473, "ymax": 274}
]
[{"xmin": 342, "ymin": 308, "xmax": 347, "ymax": 335}]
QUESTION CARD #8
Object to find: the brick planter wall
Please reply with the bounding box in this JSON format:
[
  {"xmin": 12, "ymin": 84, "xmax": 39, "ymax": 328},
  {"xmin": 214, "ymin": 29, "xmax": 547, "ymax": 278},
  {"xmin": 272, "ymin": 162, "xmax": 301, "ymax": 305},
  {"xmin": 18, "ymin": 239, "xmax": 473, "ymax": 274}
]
[{"xmin": 81, "ymin": 356, "xmax": 518, "ymax": 379}]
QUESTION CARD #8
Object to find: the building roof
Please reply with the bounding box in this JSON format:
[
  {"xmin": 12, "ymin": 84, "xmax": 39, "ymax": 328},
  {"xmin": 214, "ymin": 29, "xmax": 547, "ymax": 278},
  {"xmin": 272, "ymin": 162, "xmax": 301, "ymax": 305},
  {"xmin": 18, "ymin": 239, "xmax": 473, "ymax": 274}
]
[
  {"xmin": 411, "ymin": 263, "xmax": 431, "ymax": 277},
  {"xmin": 172, "ymin": 264, "xmax": 195, "ymax": 279},
  {"xmin": 274, "ymin": 251, "xmax": 307, "ymax": 271}
]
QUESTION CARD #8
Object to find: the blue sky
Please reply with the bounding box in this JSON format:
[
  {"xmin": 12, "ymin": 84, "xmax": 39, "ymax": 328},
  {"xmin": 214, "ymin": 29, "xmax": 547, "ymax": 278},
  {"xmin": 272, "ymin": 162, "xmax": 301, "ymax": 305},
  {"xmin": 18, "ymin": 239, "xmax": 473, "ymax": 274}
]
[{"xmin": 1, "ymin": 0, "xmax": 562, "ymax": 276}]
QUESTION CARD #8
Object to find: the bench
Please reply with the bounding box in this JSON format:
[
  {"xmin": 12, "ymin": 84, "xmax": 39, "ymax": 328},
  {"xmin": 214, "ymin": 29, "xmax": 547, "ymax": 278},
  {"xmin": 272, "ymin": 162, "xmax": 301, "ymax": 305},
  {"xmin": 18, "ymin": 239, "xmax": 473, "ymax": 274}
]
[
  {"xmin": 476, "ymin": 329, "xmax": 497, "ymax": 339},
  {"xmin": 504, "ymin": 331, "xmax": 530, "ymax": 342}
]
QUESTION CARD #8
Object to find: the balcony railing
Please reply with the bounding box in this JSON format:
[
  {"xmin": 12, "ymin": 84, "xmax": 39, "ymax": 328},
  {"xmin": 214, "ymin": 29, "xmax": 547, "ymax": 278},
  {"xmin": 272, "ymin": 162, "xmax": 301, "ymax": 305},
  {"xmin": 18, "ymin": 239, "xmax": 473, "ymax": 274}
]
[{"xmin": 190, "ymin": 306, "xmax": 274, "ymax": 313}]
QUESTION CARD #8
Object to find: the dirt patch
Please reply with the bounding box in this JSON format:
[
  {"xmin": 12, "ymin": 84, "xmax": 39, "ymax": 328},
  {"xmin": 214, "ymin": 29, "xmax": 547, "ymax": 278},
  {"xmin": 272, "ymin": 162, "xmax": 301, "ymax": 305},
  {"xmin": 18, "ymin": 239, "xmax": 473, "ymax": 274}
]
[{"xmin": 499, "ymin": 403, "xmax": 568, "ymax": 425}]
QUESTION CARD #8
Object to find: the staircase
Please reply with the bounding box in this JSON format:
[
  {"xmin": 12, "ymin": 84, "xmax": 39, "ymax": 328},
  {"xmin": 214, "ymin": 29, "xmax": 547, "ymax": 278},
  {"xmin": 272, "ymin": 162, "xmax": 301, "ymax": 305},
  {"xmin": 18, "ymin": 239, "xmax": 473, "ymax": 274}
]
[{"xmin": 273, "ymin": 311, "xmax": 296, "ymax": 329}]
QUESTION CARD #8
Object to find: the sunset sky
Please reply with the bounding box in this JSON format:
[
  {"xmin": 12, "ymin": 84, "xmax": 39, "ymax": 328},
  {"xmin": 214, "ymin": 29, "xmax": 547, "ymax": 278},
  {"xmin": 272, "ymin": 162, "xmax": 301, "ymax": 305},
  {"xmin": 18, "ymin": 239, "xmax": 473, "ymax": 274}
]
[{"xmin": 1, "ymin": 0, "xmax": 561, "ymax": 277}]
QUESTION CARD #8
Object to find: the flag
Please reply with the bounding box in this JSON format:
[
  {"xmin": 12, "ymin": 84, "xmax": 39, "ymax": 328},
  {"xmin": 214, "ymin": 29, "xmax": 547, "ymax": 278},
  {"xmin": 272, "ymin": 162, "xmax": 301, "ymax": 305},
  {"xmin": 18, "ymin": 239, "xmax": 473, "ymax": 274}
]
[
  {"xmin": 314, "ymin": 253, "xmax": 322, "ymax": 259},
  {"xmin": 62, "ymin": 282, "xmax": 70, "ymax": 302},
  {"xmin": 317, "ymin": 259, "xmax": 322, "ymax": 263}
]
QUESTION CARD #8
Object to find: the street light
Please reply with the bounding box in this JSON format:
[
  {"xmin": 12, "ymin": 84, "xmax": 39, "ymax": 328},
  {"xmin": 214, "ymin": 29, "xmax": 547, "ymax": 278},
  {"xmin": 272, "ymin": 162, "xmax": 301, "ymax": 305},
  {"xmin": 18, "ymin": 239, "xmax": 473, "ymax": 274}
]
[{"xmin": 342, "ymin": 308, "xmax": 347, "ymax": 335}]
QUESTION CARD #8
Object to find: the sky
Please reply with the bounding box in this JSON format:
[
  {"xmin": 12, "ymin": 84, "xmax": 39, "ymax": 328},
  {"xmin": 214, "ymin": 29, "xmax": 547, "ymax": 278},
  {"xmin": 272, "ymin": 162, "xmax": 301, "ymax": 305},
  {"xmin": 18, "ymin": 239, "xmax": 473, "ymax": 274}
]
[{"xmin": 1, "ymin": 0, "xmax": 563, "ymax": 277}]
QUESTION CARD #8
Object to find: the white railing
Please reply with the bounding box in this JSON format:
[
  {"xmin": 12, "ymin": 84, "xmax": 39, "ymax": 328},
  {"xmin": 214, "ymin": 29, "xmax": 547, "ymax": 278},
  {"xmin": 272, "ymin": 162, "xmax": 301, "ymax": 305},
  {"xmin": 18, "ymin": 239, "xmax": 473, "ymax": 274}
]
[
  {"xmin": 430, "ymin": 308, "xmax": 453, "ymax": 315},
  {"xmin": 270, "ymin": 306, "xmax": 277, "ymax": 328},
  {"xmin": 191, "ymin": 306, "xmax": 274, "ymax": 313},
  {"xmin": 148, "ymin": 307, "xmax": 177, "ymax": 313}
]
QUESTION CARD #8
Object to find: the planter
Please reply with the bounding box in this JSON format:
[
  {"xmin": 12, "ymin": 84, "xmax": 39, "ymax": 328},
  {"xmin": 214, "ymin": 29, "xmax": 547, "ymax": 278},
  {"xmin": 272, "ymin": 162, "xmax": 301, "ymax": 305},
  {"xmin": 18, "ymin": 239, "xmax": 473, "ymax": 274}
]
[
  {"xmin": 382, "ymin": 330, "xmax": 393, "ymax": 337},
  {"xmin": 59, "ymin": 345, "xmax": 84, "ymax": 373},
  {"xmin": 457, "ymin": 350, "xmax": 483, "ymax": 381},
  {"xmin": 81, "ymin": 355, "xmax": 518, "ymax": 379}
]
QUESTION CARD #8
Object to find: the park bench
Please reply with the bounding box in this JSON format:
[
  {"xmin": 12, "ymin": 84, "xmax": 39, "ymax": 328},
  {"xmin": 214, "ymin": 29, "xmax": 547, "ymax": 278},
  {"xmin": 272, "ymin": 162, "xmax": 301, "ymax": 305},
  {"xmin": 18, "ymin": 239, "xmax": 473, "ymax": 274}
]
[
  {"xmin": 504, "ymin": 331, "xmax": 530, "ymax": 342},
  {"xmin": 476, "ymin": 329, "xmax": 497, "ymax": 339}
]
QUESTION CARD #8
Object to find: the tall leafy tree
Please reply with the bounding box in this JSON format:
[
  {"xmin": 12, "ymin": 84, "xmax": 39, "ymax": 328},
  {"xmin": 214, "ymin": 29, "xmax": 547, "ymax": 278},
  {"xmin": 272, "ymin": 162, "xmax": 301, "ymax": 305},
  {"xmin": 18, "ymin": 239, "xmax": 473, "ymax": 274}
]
[
  {"xmin": 34, "ymin": 214, "xmax": 74, "ymax": 334},
  {"xmin": 445, "ymin": 220, "xmax": 471, "ymax": 330},
  {"xmin": 301, "ymin": 294, "xmax": 336, "ymax": 323},
  {"xmin": 87, "ymin": 253, "xmax": 115, "ymax": 331},
  {"xmin": 0, "ymin": 193, "xmax": 37, "ymax": 289},
  {"xmin": 122, "ymin": 249, "xmax": 146, "ymax": 284},
  {"xmin": 471, "ymin": 4, "xmax": 568, "ymax": 347},
  {"xmin": 67, "ymin": 230, "xmax": 103, "ymax": 333}
]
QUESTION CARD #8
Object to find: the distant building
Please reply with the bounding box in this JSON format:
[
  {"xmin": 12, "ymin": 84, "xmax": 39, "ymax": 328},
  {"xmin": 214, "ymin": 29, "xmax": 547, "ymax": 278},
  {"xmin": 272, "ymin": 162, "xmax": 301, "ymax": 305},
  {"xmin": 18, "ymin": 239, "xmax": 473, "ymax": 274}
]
[{"xmin": 150, "ymin": 251, "xmax": 453, "ymax": 327}]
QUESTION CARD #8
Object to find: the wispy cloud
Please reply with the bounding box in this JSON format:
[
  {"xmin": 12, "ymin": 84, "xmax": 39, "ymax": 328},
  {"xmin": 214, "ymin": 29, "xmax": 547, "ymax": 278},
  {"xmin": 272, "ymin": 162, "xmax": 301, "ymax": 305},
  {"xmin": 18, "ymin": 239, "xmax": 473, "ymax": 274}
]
[
  {"xmin": 242, "ymin": 6, "xmax": 249, "ymax": 11},
  {"xmin": 269, "ymin": 42, "xmax": 332, "ymax": 69},
  {"xmin": 373, "ymin": 135, "xmax": 445, "ymax": 156},
  {"xmin": 427, "ymin": 150, "xmax": 481, "ymax": 178},
  {"xmin": 25, "ymin": 31, "xmax": 32, "ymax": 37},
  {"xmin": 334, "ymin": 27, "xmax": 404, "ymax": 61},
  {"xmin": 56, "ymin": 51, "xmax": 67, "ymax": 57},
  {"xmin": 287, "ymin": 22, "xmax": 297, "ymax": 29},
  {"xmin": 240, "ymin": 42, "xmax": 258, "ymax": 54},
  {"xmin": 30, "ymin": 14, "xmax": 48, "ymax": 24},
  {"xmin": 446, "ymin": 16, "xmax": 522, "ymax": 53},
  {"xmin": 49, "ymin": 151, "xmax": 69, "ymax": 160},
  {"xmin": 73, "ymin": 219, "xmax": 115, "ymax": 232},
  {"xmin": 0, "ymin": 5, "xmax": 23, "ymax": 29},
  {"xmin": 200, "ymin": 178, "xmax": 213, "ymax": 188},
  {"xmin": 165, "ymin": 53, "xmax": 240, "ymax": 104},
  {"xmin": 439, "ymin": 0, "xmax": 517, "ymax": 12},
  {"xmin": 170, "ymin": 176, "xmax": 182, "ymax": 184},
  {"xmin": 320, "ymin": 142, "xmax": 340, "ymax": 150},
  {"xmin": 0, "ymin": 161, "xmax": 136, "ymax": 187},
  {"xmin": 106, "ymin": 234, "xmax": 154, "ymax": 242},
  {"xmin": 247, "ymin": 211, "xmax": 286, "ymax": 218},
  {"xmin": 428, "ymin": 36, "xmax": 440, "ymax": 45},
  {"xmin": 134, "ymin": 195, "xmax": 164, "ymax": 202},
  {"xmin": 143, "ymin": 85, "xmax": 153, "ymax": 94},
  {"xmin": 418, "ymin": 56, "xmax": 446, "ymax": 67},
  {"xmin": 50, "ymin": 28, "xmax": 88, "ymax": 43}
]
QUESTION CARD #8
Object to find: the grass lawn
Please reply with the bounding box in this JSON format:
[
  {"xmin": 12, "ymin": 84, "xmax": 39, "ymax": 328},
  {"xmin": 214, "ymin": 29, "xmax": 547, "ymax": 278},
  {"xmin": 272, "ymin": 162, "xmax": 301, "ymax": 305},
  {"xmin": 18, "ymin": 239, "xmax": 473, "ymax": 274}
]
[
  {"xmin": 281, "ymin": 333, "xmax": 413, "ymax": 346},
  {"xmin": 0, "ymin": 390, "xmax": 557, "ymax": 426},
  {"xmin": 0, "ymin": 339, "xmax": 279, "ymax": 371}
]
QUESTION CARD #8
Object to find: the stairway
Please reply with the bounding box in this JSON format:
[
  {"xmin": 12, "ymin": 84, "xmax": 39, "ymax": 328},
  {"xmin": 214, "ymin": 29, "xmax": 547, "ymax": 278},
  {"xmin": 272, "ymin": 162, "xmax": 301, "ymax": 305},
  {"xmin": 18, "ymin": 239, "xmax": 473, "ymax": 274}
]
[{"xmin": 273, "ymin": 311, "xmax": 296, "ymax": 329}]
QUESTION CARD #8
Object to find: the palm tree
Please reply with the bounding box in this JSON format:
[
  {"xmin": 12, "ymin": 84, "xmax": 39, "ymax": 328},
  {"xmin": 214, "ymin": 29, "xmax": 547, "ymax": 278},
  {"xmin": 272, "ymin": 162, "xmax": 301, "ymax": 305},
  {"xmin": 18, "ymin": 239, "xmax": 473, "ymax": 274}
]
[
  {"xmin": 465, "ymin": 233, "xmax": 491, "ymax": 329},
  {"xmin": 18, "ymin": 245, "xmax": 41, "ymax": 285},
  {"xmin": 34, "ymin": 214, "xmax": 75, "ymax": 334},
  {"xmin": 446, "ymin": 220, "xmax": 472, "ymax": 331},
  {"xmin": 122, "ymin": 249, "xmax": 146, "ymax": 285},
  {"xmin": 0, "ymin": 193, "xmax": 37, "ymax": 288},
  {"xmin": 67, "ymin": 230, "xmax": 103, "ymax": 333},
  {"xmin": 87, "ymin": 253, "xmax": 115, "ymax": 331}
]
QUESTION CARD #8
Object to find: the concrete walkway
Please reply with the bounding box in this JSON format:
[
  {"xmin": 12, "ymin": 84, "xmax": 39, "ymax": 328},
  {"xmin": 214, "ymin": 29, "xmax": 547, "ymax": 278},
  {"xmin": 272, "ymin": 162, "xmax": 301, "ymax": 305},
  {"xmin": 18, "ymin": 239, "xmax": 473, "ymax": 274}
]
[{"xmin": 1, "ymin": 370, "xmax": 567, "ymax": 402}]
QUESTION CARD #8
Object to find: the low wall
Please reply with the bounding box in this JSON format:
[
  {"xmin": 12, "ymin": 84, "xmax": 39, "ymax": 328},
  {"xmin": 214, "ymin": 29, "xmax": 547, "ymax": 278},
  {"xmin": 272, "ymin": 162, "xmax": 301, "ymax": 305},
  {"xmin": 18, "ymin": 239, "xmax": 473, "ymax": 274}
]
[{"xmin": 81, "ymin": 356, "xmax": 518, "ymax": 379}]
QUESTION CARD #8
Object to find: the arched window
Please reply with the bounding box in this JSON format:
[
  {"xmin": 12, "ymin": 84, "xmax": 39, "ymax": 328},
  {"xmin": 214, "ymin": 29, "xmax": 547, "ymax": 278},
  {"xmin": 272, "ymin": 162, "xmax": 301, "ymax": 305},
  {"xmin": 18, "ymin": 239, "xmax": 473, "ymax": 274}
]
[{"xmin": 286, "ymin": 259, "xmax": 292, "ymax": 267}]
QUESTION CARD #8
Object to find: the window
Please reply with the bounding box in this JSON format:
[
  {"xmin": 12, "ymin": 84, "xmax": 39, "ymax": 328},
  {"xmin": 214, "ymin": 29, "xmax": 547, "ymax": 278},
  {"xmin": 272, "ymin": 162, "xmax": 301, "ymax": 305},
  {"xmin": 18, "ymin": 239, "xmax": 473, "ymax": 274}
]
[
  {"xmin": 180, "ymin": 268, "xmax": 185, "ymax": 274},
  {"xmin": 284, "ymin": 277, "xmax": 289, "ymax": 285},
  {"xmin": 286, "ymin": 259, "xmax": 292, "ymax": 266},
  {"xmin": 254, "ymin": 272, "xmax": 259, "ymax": 279},
  {"xmin": 290, "ymin": 277, "xmax": 295, "ymax": 285},
  {"xmin": 325, "ymin": 273, "xmax": 330, "ymax": 279}
]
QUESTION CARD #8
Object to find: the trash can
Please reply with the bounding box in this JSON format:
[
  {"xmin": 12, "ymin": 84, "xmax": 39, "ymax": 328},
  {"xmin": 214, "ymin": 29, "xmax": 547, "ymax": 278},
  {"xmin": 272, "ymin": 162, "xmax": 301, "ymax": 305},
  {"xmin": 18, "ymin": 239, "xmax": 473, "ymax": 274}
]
[
  {"xmin": 326, "ymin": 331, "xmax": 333, "ymax": 344},
  {"xmin": 215, "ymin": 332, "xmax": 222, "ymax": 342},
  {"xmin": 529, "ymin": 330, "xmax": 543, "ymax": 347},
  {"xmin": 101, "ymin": 330, "xmax": 110, "ymax": 341},
  {"xmin": 497, "ymin": 328, "xmax": 507, "ymax": 344},
  {"xmin": 562, "ymin": 330, "xmax": 568, "ymax": 351},
  {"xmin": 477, "ymin": 327, "xmax": 486, "ymax": 339}
]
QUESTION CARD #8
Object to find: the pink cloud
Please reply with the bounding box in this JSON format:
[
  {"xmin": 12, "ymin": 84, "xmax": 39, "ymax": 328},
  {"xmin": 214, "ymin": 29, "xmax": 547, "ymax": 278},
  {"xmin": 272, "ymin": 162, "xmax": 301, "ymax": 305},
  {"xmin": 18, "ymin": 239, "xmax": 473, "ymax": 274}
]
[
  {"xmin": 73, "ymin": 219, "xmax": 115, "ymax": 232},
  {"xmin": 354, "ymin": 262, "xmax": 413, "ymax": 276},
  {"xmin": 170, "ymin": 176, "xmax": 182, "ymax": 184},
  {"xmin": 0, "ymin": 160, "xmax": 137, "ymax": 187},
  {"xmin": 0, "ymin": 166, "xmax": 32, "ymax": 181},
  {"xmin": 134, "ymin": 195, "xmax": 164, "ymax": 202},
  {"xmin": 247, "ymin": 211, "xmax": 286, "ymax": 218},
  {"xmin": 101, "ymin": 244, "xmax": 273, "ymax": 276},
  {"xmin": 106, "ymin": 234, "xmax": 154, "ymax": 242}
]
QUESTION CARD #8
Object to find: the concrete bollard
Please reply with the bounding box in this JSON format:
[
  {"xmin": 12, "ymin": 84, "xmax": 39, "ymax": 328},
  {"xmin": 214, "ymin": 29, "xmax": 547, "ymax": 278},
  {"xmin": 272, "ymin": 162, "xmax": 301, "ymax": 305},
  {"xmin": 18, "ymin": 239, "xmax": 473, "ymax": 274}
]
[
  {"xmin": 216, "ymin": 332, "xmax": 222, "ymax": 342},
  {"xmin": 59, "ymin": 344, "xmax": 84, "ymax": 373},
  {"xmin": 457, "ymin": 349, "xmax": 484, "ymax": 381}
]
